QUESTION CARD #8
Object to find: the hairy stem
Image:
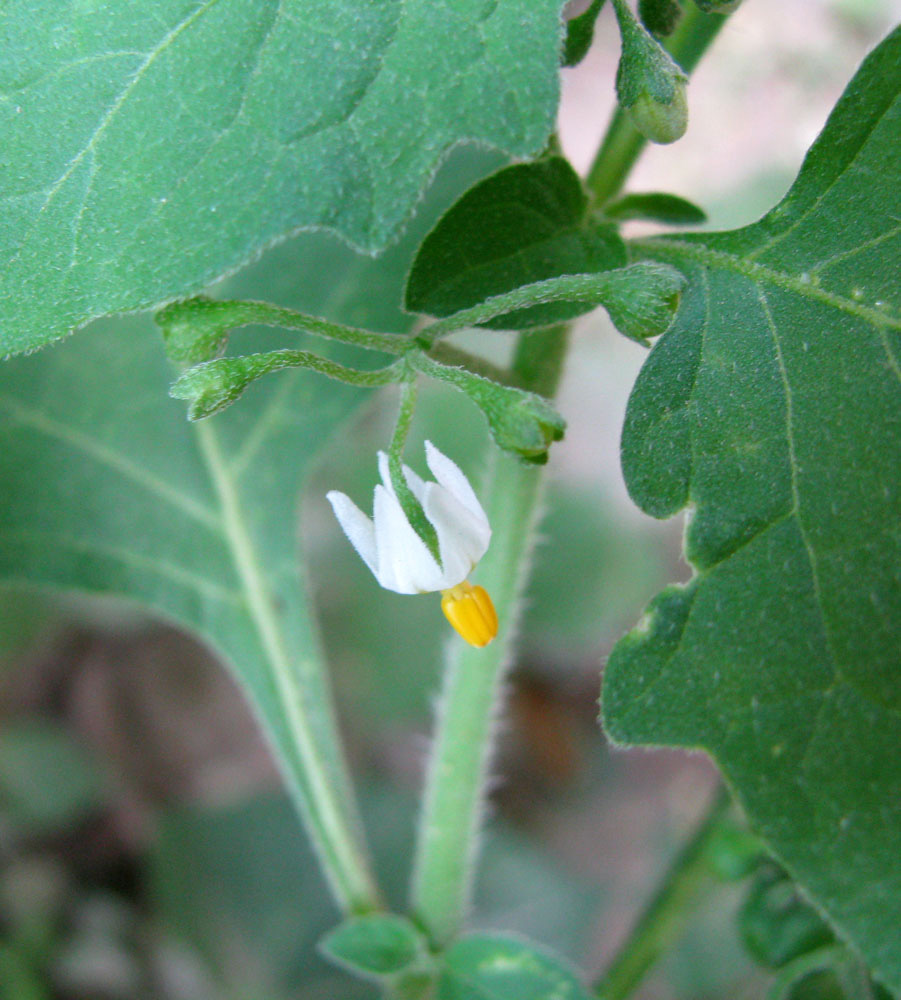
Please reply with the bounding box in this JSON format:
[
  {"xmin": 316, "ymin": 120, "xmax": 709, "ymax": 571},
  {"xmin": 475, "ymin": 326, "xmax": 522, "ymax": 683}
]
[
  {"xmin": 409, "ymin": 328, "xmax": 567, "ymax": 945},
  {"xmin": 587, "ymin": 4, "xmax": 728, "ymax": 204},
  {"xmin": 593, "ymin": 787, "xmax": 731, "ymax": 1000}
]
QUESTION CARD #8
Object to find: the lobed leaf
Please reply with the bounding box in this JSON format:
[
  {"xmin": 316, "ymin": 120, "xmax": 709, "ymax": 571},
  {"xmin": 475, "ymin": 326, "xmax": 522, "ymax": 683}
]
[
  {"xmin": 0, "ymin": 0, "xmax": 567, "ymax": 356},
  {"xmin": 603, "ymin": 27, "xmax": 901, "ymax": 992}
]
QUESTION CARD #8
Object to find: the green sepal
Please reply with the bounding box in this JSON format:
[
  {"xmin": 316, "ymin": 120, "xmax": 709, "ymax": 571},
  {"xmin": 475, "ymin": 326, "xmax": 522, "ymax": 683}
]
[
  {"xmin": 438, "ymin": 933, "xmax": 593, "ymax": 1000},
  {"xmin": 319, "ymin": 914, "xmax": 427, "ymax": 981},
  {"xmin": 155, "ymin": 297, "xmax": 236, "ymax": 364},
  {"xmin": 605, "ymin": 191, "xmax": 706, "ymax": 225},
  {"xmin": 562, "ymin": 0, "xmax": 605, "ymax": 67},
  {"xmin": 405, "ymin": 157, "xmax": 626, "ymax": 331},
  {"xmin": 612, "ymin": 0, "xmax": 689, "ymax": 143},
  {"xmin": 388, "ymin": 452, "xmax": 443, "ymax": 566},
  {"xmin": 414, "ymin": 355, "xmax": 566, "ymax": 464},
  {"xmin": 741, "ymin": 866, "xmax": 835, "ymax": 970},
  {"xmin": 170, "ymin": 350, "xmax": 402, "ymax": 420},
  {"xmin": 638, "ymin": 0, "xmax": 683, "ymax": 37}
]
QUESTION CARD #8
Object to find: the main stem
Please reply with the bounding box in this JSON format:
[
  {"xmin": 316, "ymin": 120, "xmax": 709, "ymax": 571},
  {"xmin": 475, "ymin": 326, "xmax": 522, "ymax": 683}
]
[
  {"xmin": 593, "ymin": 787, "xmax": 730, "ymax": 999},
  {"xmin": 409, "ymin": 328, "xmax": 566, "ymax": 945},
  {"xmin": 408, "ymin": 0, "xmax": 732, "ymax": 956}
]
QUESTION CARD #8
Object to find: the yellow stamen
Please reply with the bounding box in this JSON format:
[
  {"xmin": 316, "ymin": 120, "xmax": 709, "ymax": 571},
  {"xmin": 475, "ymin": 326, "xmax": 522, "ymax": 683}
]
[{"xmin": 440, "ymin": 580, "xmax": 498, "ymax": 648}]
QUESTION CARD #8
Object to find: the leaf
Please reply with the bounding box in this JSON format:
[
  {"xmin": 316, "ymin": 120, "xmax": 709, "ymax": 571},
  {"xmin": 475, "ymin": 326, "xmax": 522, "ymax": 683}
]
[
  {"xmin": 0, "ymin": 151, "xmax": 478, "ymax": 909},
  {"xmin": 740, "ymin": 866, "xmax": 834, "ymax": 970},
  {"xmin": 0, "ymin": 720, "xmax": 104, "ymax": 834},
  {"xmin": 150, "ymin": 794, "xmax": 377, "ymax": 999},
  {"xmin": 603, "ymin": 191, "xmax": 707, "ymax": 225},
  {"xmin": 0, "ymin": 0, "xmax": 565, "ymax": 357},
  {"xmin": 438, "ymin": 934, "xmax": 593, "ymax": 1000},
  {"xmin": 603, "ymin": 28, "xmax": 901, "ymax": 992},
  {"xmin": 319, "ymin": 915, "xmax": 424, "ymax": 979},
  {"xmin": 562, "ymin": 0, "xmax": 605, "ymax": 67},
  {"xmin": 405, "ymin": 157, "xmax": 627, "ymax": 330}
]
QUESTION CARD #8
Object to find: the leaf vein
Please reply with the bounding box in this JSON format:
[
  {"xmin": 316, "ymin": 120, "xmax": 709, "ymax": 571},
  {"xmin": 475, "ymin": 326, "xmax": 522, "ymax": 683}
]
[{"xmin": 0, "ymin": 394, "xmax": 223, "ymax": 533}]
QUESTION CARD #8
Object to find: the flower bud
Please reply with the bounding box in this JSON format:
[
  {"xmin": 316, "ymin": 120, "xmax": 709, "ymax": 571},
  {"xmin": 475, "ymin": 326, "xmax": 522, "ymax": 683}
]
[
  {"xmin": 155, "ymin": 297, "xmax": 232, "ymax": 363},
  {"xmin": 613, "ymin": 0, "xmax": 689, "ymax": 144},
  {"xmin": 485, "ymin": 392, "xmax": 566, "ymax": 465}
]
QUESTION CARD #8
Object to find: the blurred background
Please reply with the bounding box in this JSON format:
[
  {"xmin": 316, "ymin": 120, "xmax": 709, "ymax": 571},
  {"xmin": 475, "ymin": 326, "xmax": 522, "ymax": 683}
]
[{"xmin": 1, "ymin": 2, "xmax": 895, "ymax": 997}]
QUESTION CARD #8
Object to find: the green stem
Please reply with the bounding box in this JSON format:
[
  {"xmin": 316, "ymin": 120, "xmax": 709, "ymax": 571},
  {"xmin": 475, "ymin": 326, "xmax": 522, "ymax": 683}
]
[
  {"xmin": 587, "ymin": 4, "xmax": 728, "ymax": 205},
  {"xmin": 409, "ymin": 328, "xmax": 567, "ymax": 945},
  {"xmin": 164, "ymin": 297, "xmax": 411, "ymax": 355},
  {"xmin": 593, "ymin": 787, "xmax": 731, "ymax": 1000}
]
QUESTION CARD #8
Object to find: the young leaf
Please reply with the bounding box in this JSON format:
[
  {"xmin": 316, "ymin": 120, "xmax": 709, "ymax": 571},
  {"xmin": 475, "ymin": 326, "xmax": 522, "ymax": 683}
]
[
  {"xmin": 438, "ymin": 934, "xmax": 593, "ymax": 1000},
  {"xmin": 405, "ymin": 157, "xmax": 626, "ymax": 330},
  {"xmin": 604, "ymin": 191, "xmax": 707, "ymax": 225},
  {"xmin": 562, "ymin": 0, "xmax": 605, "ymax": 67},
  {"xmin": 603, "ymin": 27, "xmax": 901, "ymax": 993},
  {"xmin": 1, "ymin": 1, "xmax": 565, "ymax": 357},
  {"xmin": 319, "ymin": 914, "xmax": 425, "ymax": 979}
]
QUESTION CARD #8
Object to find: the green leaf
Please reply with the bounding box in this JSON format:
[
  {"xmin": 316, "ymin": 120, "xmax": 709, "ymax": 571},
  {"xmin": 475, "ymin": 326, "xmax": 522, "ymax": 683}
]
[
  {"xmin": 405, "ymin": 158, "xmax": 626, "ymax": 330},
  {"xmin": 603, "ymin": 27, "xmax": 901, "ymax": 992},
  {"xmin": 319, "ymin": 915, "xmax": 424, "ymax": 979},
  {"xmin": 603, "ymin": 191, "xmax": 707, "ymax": 225},
  {"xmin": 1, "ymin": 1, "xmax": 565, "ymax": 357},
  {"xmin": 638, "ymin": 0, "xmax": 683, "ymax": 37},
  {"xmin": 562, "ymin": 0, "xmax": 605, "ymax": 67},
  {"xmin": 438, "ymin": 934, "xmax": 593, "ymax": 1000},
  {"xmin": 741, "ymin": 866, "xmax": 834, "ymax": 970},
  {"xmin": 0, "ymin": 720, "xmax": 104, "ymax": 834},
  {"xmin": 150, "ymin": 793, "xmax": 376, "ymax": 999}
]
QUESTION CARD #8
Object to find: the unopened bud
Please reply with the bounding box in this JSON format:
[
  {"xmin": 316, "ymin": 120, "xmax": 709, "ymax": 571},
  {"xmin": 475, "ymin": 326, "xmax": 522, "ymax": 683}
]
[
  {"xmin": 485, "ymin": 391, "xmax": 566, "ymax": 465},
  {"xmin": 613, "ymin": 0, "xmax": 689, "ymax": 144}
]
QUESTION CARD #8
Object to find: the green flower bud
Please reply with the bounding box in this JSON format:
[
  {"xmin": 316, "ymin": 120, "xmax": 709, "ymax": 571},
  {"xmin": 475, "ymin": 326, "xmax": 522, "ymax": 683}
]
[
  {"xmin": 155, "ymin": 297, "xmax": 233, "ymax": 363},
  {"xmin": 483, "ymin": 390, "xmax": 566, "ymax": 465},
  {"xmin": 627, "ymin": 80, "xmax": 688, "ymax": 144},
  {"xmin": 612, "ymin": 0, "xmax": 689, "ymax": 144}
]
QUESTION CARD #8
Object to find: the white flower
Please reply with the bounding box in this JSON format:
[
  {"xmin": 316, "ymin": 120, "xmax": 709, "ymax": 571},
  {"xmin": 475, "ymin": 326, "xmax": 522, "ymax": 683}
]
[{"xmin": 326, "ymin": 441, "xmax": 491, "ymax": 595}]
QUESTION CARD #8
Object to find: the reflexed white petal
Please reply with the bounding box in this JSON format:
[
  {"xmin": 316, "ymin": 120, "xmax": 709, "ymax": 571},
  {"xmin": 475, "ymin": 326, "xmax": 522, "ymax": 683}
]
[
  {"xmin": 326, "ymin": 491, "xmax": 378, "ymax": 577},
  {"xmin": 424, "ymin": 483, "xmax": 491, "ymax": 587},
  {"xmin": 373, "ymin": 484, "xmax": 443, "ymax": 594},
  {"xmin": 424, "ymin": 441, "xmax": 488, "ymax": 526}
]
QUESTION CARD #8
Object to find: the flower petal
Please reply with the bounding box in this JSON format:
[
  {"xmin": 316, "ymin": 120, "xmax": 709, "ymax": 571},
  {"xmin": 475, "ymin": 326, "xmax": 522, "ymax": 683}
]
[
  {"xmin": 326, "ymin": 491, "xmax": 378, "ymax": 577},
  {"xmin": 425, "ymin": 441, "xmax": 488, "ymax": 527},
  {"xmin": 423, "ymin": 482, "xmax": 491, "ymax": 587},
  {"xmin": 373, "ymin": 483, "xmax": 443, "ymax": 593},
  {"xmin": 378, "ymin": 449, "xmax": 428, "ymax": 503}
]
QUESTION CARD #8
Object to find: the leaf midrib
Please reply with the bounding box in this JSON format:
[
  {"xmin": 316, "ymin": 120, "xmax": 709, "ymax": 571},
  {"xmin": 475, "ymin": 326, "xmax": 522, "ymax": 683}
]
[
  {"xmin": 632, "ymin": 237, "xmax": 901, "ymax": 335},
  {"xmin": 192, "ymin": 418, "xmax": 374, "ymax": 911}
]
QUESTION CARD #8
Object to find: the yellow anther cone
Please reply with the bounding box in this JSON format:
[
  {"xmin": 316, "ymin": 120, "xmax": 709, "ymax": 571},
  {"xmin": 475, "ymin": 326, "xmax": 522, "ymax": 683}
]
[{"xmin": 441, "ymin": 581, "xmax": 498, "ymax": 647}]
